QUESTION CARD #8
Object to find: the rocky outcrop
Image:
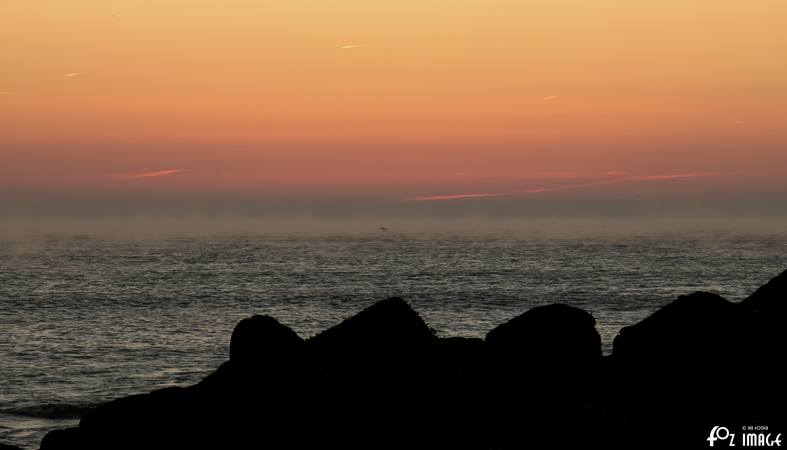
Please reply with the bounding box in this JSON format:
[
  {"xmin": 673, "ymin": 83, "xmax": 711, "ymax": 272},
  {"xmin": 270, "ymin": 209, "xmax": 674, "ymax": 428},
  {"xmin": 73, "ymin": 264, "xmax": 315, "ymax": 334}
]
[
  {"xmin": 612, "ymin": 292, "xmax": 740, "ymax": 372},
  {"xmin": 306, "ymin": 297, "xmax": 436, "ymax": 378},
  {"xmin": 229, "ymin": 314, "xmax": 305, "ymax": 366},
  {"xmin": 606, "ymin": 275, "xmax": 787, "ymax": 449},
  {"xmin": 739, "ymin": 269, "xmax": 786, "ymax": 386},
  {"xmin": 740, "ymin": 269, "xmax": 787, "ymax": 315},
  {"xmin": 39, "ymin": 271, "xmax": 787, "ymax": 450},
  {"xmin": 196, "ymin": 315, "xmax": 308, "ymax": 394},
  {"xmin": 38, "ymin": 427, "xmax": 81, "ymax": 450},
  {"xmin": 486, "ymin": 303, "xmax": 601, "ymax": 368}
]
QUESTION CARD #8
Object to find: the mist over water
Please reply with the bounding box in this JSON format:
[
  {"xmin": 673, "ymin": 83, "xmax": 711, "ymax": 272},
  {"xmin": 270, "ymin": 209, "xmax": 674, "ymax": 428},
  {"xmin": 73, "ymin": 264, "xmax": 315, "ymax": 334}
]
[
  {"xmin": 3, "ymin": 213, "xmax": 787, "ymax": 240},
  {"xmin": 1, "ymin": 231, "xmax": 786, "ymax": 448}
]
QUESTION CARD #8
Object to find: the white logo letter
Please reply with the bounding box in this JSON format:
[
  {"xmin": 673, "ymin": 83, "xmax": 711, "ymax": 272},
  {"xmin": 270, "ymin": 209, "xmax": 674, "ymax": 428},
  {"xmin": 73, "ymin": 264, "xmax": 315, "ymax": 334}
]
[{"xmin": 708, "ymin": 426, "xmax": 732, "ymax": 447}]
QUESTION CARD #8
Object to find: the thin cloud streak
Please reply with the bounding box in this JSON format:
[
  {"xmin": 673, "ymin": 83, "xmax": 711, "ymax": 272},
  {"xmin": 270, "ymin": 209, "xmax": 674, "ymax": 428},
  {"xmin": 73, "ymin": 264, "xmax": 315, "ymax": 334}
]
[
  {"xmin": 543, "ymin": 171, "xmax": 578, "ymax": 178},
  {"xmin": 406, "ymin": 172, "xmax": 722, "ymax": 202},
  {"xmin": 632, "ymin": 173, "xmax": 718, "ymax": 181},
  {"xmin": 115, "ymin": 169, "xmax": 188, "ymax": 180},
  {"xmin": 409, "ymin": 192, "xmax": 507, "ymax": 201},
  {"xmin": 63, "ymin": 72, "xmax": 84, "ymax": 78}
]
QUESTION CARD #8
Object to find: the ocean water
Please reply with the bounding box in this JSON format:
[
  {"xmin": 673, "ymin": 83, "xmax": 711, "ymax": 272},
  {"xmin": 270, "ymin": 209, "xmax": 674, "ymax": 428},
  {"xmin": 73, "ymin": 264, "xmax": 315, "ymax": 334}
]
[{"xmin": 1, "ymin": 233, "xmax": 786, "ymax": 449}]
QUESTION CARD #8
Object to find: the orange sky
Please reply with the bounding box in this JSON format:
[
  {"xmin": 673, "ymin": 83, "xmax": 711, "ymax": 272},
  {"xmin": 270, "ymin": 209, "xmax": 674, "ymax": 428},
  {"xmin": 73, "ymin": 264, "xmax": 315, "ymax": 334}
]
[{"xmin": 1, "ymin": 0, "xmax": 786, "ymax": 217}]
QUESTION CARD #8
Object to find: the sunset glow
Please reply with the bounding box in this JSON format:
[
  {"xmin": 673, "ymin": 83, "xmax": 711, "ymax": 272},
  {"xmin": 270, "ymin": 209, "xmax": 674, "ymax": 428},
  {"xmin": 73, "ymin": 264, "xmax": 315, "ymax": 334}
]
[{"xmin": 2, "ymin": 0, "xmax": 786, "ymax": 229}]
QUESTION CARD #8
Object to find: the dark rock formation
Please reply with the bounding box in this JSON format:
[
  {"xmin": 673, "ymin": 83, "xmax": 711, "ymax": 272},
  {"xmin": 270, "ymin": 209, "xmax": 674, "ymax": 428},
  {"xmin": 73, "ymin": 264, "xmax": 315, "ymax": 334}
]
[
  {"xmin": 39, "ymin": 427, "xmax": 82, "ymax": 450},
  {"xmin": 302, "ymin": 298, "xmax": 440, "ymax": 446},
  {"xmin": 207, "ymin": 314, "xmax": 309, "ymax": 389},
  {"xmin": 429, "ymin": 336, "xmax": 486, "ymax": 378},
  {"xmin": 38, "ymin": 271, "xmax": 787, "ymax": 450},
  {"xmin": 308, "ymin": 297, "xmax": 435, "ymax": 350},
  {"xmin": 612, "ymin": 292, "xmax": 739, "ymax": 371},
  {"xmin": 75, "ymin": 387, "xmax": 208, "ymax": 449},
  {"xmin": 306, "ymin": 297, "xmax": 436, "ymax": 378},
  {"xmin": 738, "ymin": 269, "xmax": 787, "ymax": 400},
  {"xmin": 609, "ymin": 282, "xmax": 787, "ymax": 449},
  {"xmin": 229, "ymin": 314, "xmax": 304, "ymax": 366},
  {"xmin": 740, "ymin": 269, "xmax": 787, "ymax": 315},
  {"xmin": 197, "ymin": 315, "xmax": 308, "ymax": 394},
  {"xmin": 486, "ymin": 303, "xmax": 602, "ymax": 369},
  {"xmin": 739, "ymin": 269, "xmax": 786, "ymax": 363},
  {"xmin": 483, "ymin": 304, "xmax": 605, "ymax": 444}
]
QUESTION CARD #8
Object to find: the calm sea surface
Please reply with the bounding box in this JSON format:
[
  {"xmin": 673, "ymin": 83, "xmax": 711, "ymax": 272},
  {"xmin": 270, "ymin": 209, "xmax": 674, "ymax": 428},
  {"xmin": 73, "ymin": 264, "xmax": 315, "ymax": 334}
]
[{"xmin": 2, "ymin": 233, "xmax": 786, "ymax": 449}]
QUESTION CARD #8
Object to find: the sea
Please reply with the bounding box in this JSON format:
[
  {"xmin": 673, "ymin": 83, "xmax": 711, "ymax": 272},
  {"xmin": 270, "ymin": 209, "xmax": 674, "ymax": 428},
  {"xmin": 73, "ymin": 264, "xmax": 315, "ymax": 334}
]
[{"xmin": 1, "ymin": 232, "xmax": 786, "ymax": 449}]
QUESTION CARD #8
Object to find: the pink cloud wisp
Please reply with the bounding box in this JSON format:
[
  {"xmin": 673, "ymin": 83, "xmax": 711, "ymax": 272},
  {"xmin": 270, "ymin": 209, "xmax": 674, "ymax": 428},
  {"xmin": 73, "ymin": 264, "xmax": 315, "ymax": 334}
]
[
  {"xmin": 115, "ymin": 169, "xmax": 188, "ymax": 180},
  {"xmin": 406, "ymin": 172, "xmax": 722, "ymax": 202}
]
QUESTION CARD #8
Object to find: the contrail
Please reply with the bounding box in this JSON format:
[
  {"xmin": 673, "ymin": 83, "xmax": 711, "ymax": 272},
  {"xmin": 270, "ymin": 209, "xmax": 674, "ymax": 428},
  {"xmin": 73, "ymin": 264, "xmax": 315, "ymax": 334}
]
[
  {"xmin": 340, "ymin": 44, "xmax": 361, "ymax": 49},
  {"xmin": 116, "ymin": 169, "xmax": 188, "ymax": 180},
  {"xmin": 542, "ymin": 95, "xmax": 560, "ymax": 101},
  {"xmin": 408, "ymin": 192, "xmax": 508, "ymax": 202},
  {"xmin": 63, "ymin": 72, "xmax": 84, "ymax": 78},
  {"xmin": 631, "ymin": 173, "xmax": 717, "ymax": 181},
  {"xmin": 543, "ymin": 171, "xmax": 577, "ymax": 178},
  {"xmin": 405, "ymin": 172, "xmax": 722, "ymax": 202}
]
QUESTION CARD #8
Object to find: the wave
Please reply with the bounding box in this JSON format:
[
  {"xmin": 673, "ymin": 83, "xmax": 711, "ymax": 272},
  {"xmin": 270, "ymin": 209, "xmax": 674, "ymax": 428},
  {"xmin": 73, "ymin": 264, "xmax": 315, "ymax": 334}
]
[{"xmin": 5, "ymin": 403, "xmax": 98, "ymax": 420}]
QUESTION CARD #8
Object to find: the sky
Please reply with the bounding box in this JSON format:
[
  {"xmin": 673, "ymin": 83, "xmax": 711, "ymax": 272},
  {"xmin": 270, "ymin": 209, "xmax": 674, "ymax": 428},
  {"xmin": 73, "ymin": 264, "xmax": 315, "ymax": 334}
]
[{"xmin": 1, "ymin": 0, "xmax": 786, "ymax": 234}]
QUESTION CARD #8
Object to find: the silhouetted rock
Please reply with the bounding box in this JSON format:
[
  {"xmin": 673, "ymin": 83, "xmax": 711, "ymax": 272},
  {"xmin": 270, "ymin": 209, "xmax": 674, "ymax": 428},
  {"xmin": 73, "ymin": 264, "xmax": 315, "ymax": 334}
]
[
  {"xmin": 309, "ymin": 297, "xmax": 435, "ymax": 349},
  {"xmin": 193, "ymin": 360, "xmax": 233, "ymax": 391},
  {"xmin": 429, "ymin": 337, "xmax": 486, "ymax": 378},
  {"xmin": 739, "ymin": 269, "xmax": 787, "ymax": 384},
  {"xmin": 609, "ymin": 285, "xmax": 787, "ymax": 448},
  {"xmin": 741, "ymin": 269, "xmax": 787, "ymax": 315},
  {"xmin": 612, "ymin": 292, "xmax": 738, "ymax": 371},
  {"xmin": 483, "ymin": 303, "xmax": 603, "ymax": 414},
  {"xmin": 71, "ymin": 386, "xmax": 254, "ymax": 450},
  {"xmin": 36, "ymin": 276, "xmax": 787, "ymax": 450},
  {"xmin": 50, "ymin": 317, "xmax": 311, "ymax": 449},
  {"xmin": 307, "ymin": 297, "xmax": 436, "ymax": 378},
  {"xmin": 39, "ymin": 427, "xmax": 82, "ymax": 450},
  {"xmin": 229, "ymin": 314, "xmax": 304, "ymax": 367},
  {"xmin": 485, "ymin": 304, "xmax": 601, "ymax": 368},
  {"xmin": 195, "ymin": 315, "xmax": 308, "ymax": 391},
  {"xmin": 300, "ymin": 298, "xmax": 440, "ymax": 445}
]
